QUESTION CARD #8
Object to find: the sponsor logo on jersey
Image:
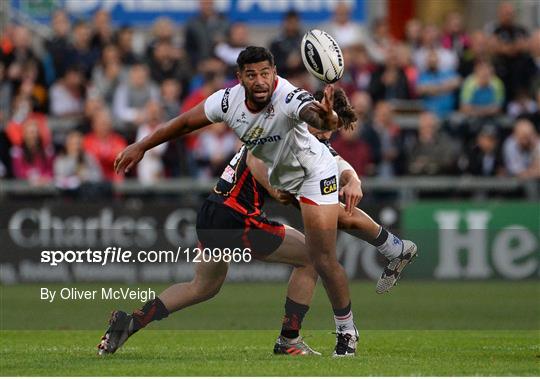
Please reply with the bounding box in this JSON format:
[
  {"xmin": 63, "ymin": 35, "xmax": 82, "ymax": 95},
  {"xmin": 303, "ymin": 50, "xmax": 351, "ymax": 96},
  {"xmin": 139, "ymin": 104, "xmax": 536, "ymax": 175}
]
[
  {"xmin": 241, "ymin": 134, "xmax": 282, "ymax": 147},
  {"xmin": 241, "ymin": 126, "xmax": 281, "ymax": 146},
  {"xmin": 244, "ymin": 126, "xmax": 264, "ymax": 141},
  {"xmin": 222, "ymin": 88, "xmax": 231, "ymax": 113},
  {"xmin": 285, "ymin": 88, "xmax": 302, "ymax": 104},
  {"xmin": 319, "ymin": 175, "xmax": 337, "ymax": 195}
]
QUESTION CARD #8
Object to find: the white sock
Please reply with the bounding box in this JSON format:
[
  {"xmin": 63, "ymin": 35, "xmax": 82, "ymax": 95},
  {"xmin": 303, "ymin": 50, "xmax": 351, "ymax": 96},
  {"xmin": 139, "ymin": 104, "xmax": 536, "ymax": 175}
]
[
  {"xmin": 376, "ymin": 228, "xmax": 403, "ymax": 260},
  {"xmin": 334, "ymin": 310, "xmax": 356, "ymax": 335}
]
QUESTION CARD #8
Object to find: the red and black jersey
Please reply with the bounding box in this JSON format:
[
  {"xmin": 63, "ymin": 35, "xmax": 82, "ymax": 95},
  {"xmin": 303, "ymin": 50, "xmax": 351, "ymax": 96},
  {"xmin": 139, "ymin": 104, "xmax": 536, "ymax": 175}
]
[{"xmin": 207, "ymin": 145, "xmax": 268, "ymax": 216}]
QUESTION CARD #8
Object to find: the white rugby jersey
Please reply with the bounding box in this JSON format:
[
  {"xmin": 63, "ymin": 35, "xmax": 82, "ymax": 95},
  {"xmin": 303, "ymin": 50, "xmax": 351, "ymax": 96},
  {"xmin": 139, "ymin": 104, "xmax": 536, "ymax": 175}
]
[{"xmin": 204, "ymin": 76, "xmax": 333, "ymax": 192}]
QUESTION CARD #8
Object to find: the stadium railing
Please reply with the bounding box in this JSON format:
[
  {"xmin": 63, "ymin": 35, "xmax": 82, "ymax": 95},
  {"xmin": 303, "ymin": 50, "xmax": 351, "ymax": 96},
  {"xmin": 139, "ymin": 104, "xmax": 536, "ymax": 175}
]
[{"xmin": 1, "ymin": 177, "xmax": 538, "ymax": 201}]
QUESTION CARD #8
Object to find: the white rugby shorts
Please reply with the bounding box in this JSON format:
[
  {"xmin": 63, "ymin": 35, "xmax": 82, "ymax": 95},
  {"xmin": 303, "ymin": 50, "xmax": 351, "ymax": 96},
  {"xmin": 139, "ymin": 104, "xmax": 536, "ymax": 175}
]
[{"xmin": 296, "ymin": 149, "xmax": 339, "ymax": 206}]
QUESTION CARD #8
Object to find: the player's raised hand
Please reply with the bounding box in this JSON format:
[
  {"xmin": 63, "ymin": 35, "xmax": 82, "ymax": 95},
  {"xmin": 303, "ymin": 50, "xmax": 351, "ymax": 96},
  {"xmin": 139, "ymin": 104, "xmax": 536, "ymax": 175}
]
[
  {"xmin": 312, "ymin": 85, "xmax": 339, "ymax": 131},
  {"xmin": 322, "ymin": 84, "xmax": 334, "ymax": 111},
  {"xmin": 114, "ymin": 142, "xmax": 145, "ymax": 174}
]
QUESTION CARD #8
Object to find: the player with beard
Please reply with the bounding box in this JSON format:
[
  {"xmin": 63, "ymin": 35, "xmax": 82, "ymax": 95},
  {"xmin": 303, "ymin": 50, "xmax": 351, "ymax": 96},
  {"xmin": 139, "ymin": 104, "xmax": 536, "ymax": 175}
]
[
  {"xmin": 112, "ymin": 45, "xmax": 359, "ymax": 357},
  {"xmin": 98, "ymin": 86, "xmax": 417, "ymax": 356}
]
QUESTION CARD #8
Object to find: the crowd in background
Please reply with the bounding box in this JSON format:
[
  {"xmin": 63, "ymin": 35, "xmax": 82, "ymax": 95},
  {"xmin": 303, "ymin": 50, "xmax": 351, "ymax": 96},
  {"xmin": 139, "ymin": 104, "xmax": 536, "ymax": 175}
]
[{"xmin": 0, "ymin": 0, "xmax": 539, "ymax": 193}]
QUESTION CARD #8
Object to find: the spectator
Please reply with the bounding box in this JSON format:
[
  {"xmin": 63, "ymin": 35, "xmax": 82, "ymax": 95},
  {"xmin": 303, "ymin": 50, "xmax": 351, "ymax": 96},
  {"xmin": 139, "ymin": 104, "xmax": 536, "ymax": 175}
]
[
  {"xmin": 115, "ymin": 26, "xmax": 139, "ymax": 66},
  {"xmin": 324, "ymin": 2, "xmax": 365, "ymax": 49},
  {"xmin": 45, "ymin": 10, "xmax": 73, "ymax": 80},
  {"xmin": 441, "ymin": 12, "xmax": 471, "ymax": 57},
  {"xmin": 339, "ymin": 44, "xmax": 374, "ymax": 95},
  {"xmin": 81, "ymin": 94, "xmax": 106, "ymax": 133},
  {"xmin": 417, "ymin": 49, "xmax": 461, "ymax": 118},
  {"xmin": 5, "ymin": 112, "xmax": 51, "ymax": 147},
  {"xmin": 112, "ymin": 62, "xmax": 159, "ymax": 127},
  {"xmin": 215, "ymin": 22, "xmax": 250, "ymax": 76},
  {"xmin": 350, "ymin": 90, "xmax": 372, "ymax": 127},
  {"xmin": 460, "ymin": 60, "xmax": 505, "ymax": 118},
  {"xmin": 193, "ymin": 122, "xmax": 238, "ymax": 178},
  {"xmin": 69, "ymin": 21, "xmax": 99, "ymax": 78},
  {"xmin": 8, "ymin": 82, "xmax": 35, "ymax": 125},
  {"xmin": 368, "ymin": 44, "xmax": 411, "ymax": 102},
  {"xmin": 91, "ymin": 44, "xmax": 126, "ymax": 104},
  {"xmin": 146, "ymin": 17, "xmax": 183, "ymax": 60},
  {"xmin": 449, "ymin": 60, "xmax": 508, "ymax": 142},
  {"xmin": 331, "ymin": 127, "xmax": 373, "ymax": 177},
  {"xmin": 503, "ymin": 119, "xmax": 540, "ymax": 178},
  {"xmin": 157, "ymin": 79, "xmax": 188, "ymax": 177},
  {"xmin": 83, "ymin": 109, "xmax": 127, "ymax": 182},
  {"xmin": 397, "ymin": 44, "xmax": 419, "ymax": 98},
  {"xmin": 414, "ymin": 24, "xmax": 458, "ymax": 73},
  {"xmin": 148, "ymin": 39, "xmax": 191, "ymax": 87},
  {"xmin": 91, "ymin": 9, "xmax": 114, "ymax": 52},
  {"xmin": 10, "ymin": 117, "xmax": 54, "ymax": 185},
  {"xmin": 136, "ymin": 101, "xmax": 168, "ymax": 184},
  {"xmin": 185, "ymin": 0, "xmax": 230, "ymax": 68},
  {"xmin": 457, "ymin": 31, "xmax": 492, "ymax": 79},
  {"xmin": 54, "ymin": 130, "xmax": 103, "ymax": 190},
  {"xmin": 16, "ymin": 59, "xmax": 48, "ymax": 113},
  {"xmin": 363, "ymin": 101, "xmax": 401, "ymax": 176},
  {"xmin": 49, "ymin": 66, "xmax": 85, "ymax": 117},
  {"xmin": 0, "ymin": 62, "xmax": 11, "ymax": 127},
  {"xmin": 405, "ymin": 18, "xmax": 423, "ymax": 50},
  {"xmin": 406, "ymin": 112, "xmax": 459, "ymax": 175},
  {"xmin": 465, "ymin": 124, "xmax": 504, "ymax": 176},
  {"xmin": 160, "ymin": 79, "xmax": 182, "ymax": 120},
  {"xmin": 181, "ymin": 68, "xmax": 226, "ymax": 113},
  {"xmin": 181, "ymin": 67, "xmax": 227, "ymax": 175},
  {"xmin": 1, "ymin": 25, "xmax": 47, "ymax": 87},
  {"xmin": 364, "ymin": 17, "xmax": 392, "ymax": 64},
  {"xmin": 270, "ymin": 10, "xmax": 304, "ymax": 78},
  {"xmin": 507, "ymin": 89, "xmax": 537, "ymax": 119},
  {"xmin": 489, "ymin": 1, "xmax": 535, "ymax": 101},
  {"xmin": 529, "ymin": 29, "xmax": 540, "ymax": 94}
]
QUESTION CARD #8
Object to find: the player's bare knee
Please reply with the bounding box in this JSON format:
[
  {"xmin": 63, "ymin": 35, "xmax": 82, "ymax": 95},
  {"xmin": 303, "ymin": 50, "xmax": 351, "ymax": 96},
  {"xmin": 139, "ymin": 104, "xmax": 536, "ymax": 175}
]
[{"xmin": 312, "ymin": 254, "xmax": 337, "ymax": 276}]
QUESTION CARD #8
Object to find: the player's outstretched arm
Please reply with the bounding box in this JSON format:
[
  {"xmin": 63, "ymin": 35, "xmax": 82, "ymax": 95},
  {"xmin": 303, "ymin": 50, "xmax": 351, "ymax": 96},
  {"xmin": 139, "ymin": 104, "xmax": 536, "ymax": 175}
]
[
  {"xmin": 114, "ymin": 102, "xmax": 211, "ymax": 174},
  {"xmin": 298, "ymin": 85, "xmax": 341, "ymax": 131}
]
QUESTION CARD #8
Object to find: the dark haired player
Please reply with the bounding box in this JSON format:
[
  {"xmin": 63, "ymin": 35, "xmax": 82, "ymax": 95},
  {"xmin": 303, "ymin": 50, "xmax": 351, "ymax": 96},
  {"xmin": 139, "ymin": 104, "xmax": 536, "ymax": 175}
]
[
  {"xmin": 114, "ymin": 46, "xmax": 360, "ymax": 356},
  {"xmin": 99, "ymin": 87, "xmax": 417, "ymax": 357}
]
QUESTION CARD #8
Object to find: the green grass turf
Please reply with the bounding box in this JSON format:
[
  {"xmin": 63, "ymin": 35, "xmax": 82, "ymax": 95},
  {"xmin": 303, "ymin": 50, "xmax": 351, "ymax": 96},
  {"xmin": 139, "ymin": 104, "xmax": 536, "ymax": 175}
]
[
  {"xmin": 0, "ymin": 330, "xmax": 538, "ymax": 376},
  {"xmin": 1, "ymin": 281, "xmax": 539, "ymax": 375}
]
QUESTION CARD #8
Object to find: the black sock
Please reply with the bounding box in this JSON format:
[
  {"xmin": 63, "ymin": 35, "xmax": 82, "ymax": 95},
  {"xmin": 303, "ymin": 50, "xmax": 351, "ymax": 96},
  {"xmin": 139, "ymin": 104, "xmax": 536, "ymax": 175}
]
[
  {"xmin": 333, "ymin": 301, "xmax": 351, "ymax": 317},
  {"xmin": 280, "ymin": 297, "xmax": 309, "ymax": 339},
  {"xmin": 371, "ymin": 226, "xmax": 389, "ymax": 247},
  {"xmin": 131, "ymin": 297, "xmax": 170, "ymax": 332}
]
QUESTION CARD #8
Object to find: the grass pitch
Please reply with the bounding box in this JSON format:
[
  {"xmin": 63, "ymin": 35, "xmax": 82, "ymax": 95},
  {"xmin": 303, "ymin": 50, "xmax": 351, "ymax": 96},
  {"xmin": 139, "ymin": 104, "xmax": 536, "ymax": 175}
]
[{"xmin": 1, "ymin": 281, "xmax": 539, "ymax": 376}]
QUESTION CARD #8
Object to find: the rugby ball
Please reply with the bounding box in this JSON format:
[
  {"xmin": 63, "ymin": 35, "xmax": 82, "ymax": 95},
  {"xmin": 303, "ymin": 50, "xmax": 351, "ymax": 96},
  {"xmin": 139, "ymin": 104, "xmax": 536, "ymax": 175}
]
[{"xmin": 301, "ymin": 29, "xmax": 344, "ymax": 84}]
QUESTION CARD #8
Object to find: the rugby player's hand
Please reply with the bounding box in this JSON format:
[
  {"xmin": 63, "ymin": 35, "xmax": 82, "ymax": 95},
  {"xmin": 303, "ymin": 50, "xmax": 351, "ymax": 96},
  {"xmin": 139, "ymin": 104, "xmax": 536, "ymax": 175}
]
[
  {"xmin": 312, "ymin": 85, "xmax": 339, "ymax": 131},
  {"xmin": 114, "ymin": 142, "xmax": 145, "ymax": 174},
  {"xmin": 339, "ymin": 177, "xmax": 363, "ymax": 215},
  {"xmin": 274, "ymin": 190, "xmax": 296, "ymax": 205}
]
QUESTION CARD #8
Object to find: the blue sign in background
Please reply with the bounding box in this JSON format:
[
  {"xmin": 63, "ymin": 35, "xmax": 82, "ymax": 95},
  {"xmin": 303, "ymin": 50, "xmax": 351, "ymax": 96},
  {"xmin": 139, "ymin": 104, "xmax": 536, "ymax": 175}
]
[{"xmin": 10, "ymin": 0, "xmax": 366, "ymax": 26}]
